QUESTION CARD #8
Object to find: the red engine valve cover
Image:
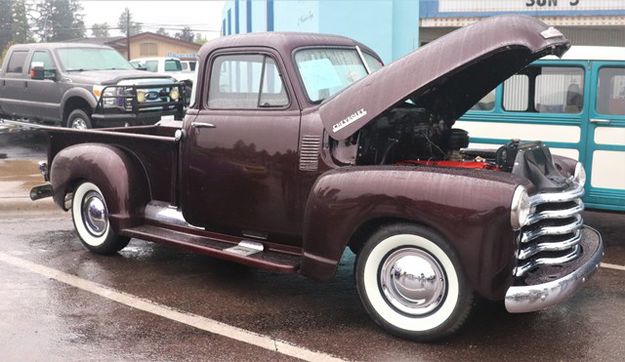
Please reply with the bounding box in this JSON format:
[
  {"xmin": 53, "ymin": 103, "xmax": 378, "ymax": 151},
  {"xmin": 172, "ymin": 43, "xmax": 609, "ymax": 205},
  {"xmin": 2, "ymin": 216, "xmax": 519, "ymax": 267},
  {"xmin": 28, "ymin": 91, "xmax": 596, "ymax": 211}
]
[{"xmin": 397, "ymin": 160, "xmax": 500, "ymax": 171}]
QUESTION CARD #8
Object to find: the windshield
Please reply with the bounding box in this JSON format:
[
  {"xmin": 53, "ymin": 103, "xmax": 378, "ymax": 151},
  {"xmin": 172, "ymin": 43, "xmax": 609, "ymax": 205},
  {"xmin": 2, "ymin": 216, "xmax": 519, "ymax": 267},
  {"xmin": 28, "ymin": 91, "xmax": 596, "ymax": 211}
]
[
  {"xmin": 295, "ymin": 48, "xmax": 382, "ymax": 102},
  {"xmin": 56, "ymin": 48, "xmax": 133, "ymax": 71}
]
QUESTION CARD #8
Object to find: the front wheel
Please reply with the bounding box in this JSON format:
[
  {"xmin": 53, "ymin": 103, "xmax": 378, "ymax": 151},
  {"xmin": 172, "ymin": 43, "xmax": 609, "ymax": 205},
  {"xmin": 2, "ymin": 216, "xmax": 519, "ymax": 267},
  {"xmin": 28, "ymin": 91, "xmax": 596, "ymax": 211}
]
[
  {"xmin": 355, "ymin": 224, "xmax": 473, "ymax": 341},
  {"xmin": 66, "ymin": 109, "xmax": 93, "ymax": 129},
  {"xmin": 71, "ymin": 182, "xmax": 130, "ymax": 254}
]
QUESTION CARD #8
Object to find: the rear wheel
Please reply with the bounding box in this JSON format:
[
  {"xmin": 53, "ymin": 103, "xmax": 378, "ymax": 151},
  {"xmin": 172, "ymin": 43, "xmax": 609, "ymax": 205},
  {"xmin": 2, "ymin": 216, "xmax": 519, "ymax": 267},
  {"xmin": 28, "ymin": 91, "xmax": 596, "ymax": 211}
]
[
  {"xmin": 355, "ymin": 223, "xmax": 473, "ymax": 341},
  {"xmin": 71, "ymin": 182, "xmax": 129, "ymax": 254},
  {"xmin": 66, "ymin": 109, "xmax": 93, "ymax": 129}
]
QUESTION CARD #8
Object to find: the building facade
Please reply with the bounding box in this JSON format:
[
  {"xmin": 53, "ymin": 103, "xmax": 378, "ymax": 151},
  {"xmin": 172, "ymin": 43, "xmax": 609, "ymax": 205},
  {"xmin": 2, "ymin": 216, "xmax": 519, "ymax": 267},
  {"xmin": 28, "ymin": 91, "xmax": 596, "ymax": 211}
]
[
  {"xmin": 220, "ymin": 0, "xmax": 419, "ymax": 63},
  {"xmin": 420, "ymin": 0, "xmax": 625, "ymax": 46},
  {"xmin": 222, "ymin": 0, "xmax": 625, "ymax": 63}
]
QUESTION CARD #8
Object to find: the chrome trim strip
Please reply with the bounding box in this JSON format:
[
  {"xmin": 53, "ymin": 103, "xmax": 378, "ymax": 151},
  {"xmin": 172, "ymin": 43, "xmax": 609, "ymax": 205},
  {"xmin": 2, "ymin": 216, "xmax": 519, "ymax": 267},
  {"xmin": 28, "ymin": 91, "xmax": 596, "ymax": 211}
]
[
  {"xmin": 529, "ymin": 182, "xmax": 584, "ymax": 206},
  {"xmin": 506, "ymin": 227, "xmax": 603, "ymax": 313},
  {"xmin": 515, "ymin": 245, "xmax": 581, "ymax": 277},
  {"xmin": 517, "ymin": 230, "xmax": 582, "ymax": 261},
  {"xmin": 526, "ymin": 199, "xmax": 584, "ymax": 225},
  {"xmin": 520, "ymin": 214, "xmax": 583, "ymax": 244}
]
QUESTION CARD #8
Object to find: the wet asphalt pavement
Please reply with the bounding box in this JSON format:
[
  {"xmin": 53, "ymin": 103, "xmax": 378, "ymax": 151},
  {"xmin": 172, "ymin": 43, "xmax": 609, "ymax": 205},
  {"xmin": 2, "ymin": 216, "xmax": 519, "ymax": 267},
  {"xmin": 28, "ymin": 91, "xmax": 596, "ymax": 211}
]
[{"xmin": 1, "ymin": 126, "xmax": 625, "ymax": 361}]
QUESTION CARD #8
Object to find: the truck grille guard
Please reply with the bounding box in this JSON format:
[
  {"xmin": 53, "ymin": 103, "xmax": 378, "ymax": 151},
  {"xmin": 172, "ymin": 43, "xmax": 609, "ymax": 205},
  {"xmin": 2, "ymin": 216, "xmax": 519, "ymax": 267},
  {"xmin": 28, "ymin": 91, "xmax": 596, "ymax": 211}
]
[{"xmin": 515, "ymin": 182, "xmax": 585, "ymax": 278}]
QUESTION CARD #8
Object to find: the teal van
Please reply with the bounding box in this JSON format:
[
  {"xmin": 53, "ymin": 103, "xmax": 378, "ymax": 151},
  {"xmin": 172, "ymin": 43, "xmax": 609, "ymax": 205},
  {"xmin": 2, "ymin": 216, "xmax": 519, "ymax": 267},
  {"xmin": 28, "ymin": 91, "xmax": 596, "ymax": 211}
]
[{"xmin": 460, "ymin": 46, "xmax": 625, "ymax": 211}]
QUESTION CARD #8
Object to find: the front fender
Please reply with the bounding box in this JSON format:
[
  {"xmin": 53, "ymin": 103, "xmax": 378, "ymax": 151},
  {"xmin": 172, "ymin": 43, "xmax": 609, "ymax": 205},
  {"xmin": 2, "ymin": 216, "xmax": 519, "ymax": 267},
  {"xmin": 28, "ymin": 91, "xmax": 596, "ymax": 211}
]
[
  {"xmin": 50, "ymin": 143, "xmax": 150, "ymax": 232},
  {"xmin": 60, "ymin": 88, "xmax": 97, "ymax": 119},
  {"xmin": 301, "ymin": 166, "xmax": 527, "ymax": 300}
]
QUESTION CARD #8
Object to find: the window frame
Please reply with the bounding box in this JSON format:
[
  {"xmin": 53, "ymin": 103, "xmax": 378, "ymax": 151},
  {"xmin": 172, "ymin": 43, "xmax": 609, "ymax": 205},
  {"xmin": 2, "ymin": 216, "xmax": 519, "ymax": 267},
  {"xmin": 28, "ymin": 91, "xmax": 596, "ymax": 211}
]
[{"xmin": 204, "ymin": 50, "xmax": 291, "ymax": 111}]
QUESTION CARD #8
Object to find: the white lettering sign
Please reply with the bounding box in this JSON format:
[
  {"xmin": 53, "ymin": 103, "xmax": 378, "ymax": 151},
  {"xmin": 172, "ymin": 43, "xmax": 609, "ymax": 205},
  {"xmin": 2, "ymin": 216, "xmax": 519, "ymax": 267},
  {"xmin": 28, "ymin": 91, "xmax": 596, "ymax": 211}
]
[
  {"xmin": 439, "ymin": 0, "xmax": 625, "ymax": 12},
  {"xmin": 333, "ymin": 108, "xmax": 368, "ymax": 133}
]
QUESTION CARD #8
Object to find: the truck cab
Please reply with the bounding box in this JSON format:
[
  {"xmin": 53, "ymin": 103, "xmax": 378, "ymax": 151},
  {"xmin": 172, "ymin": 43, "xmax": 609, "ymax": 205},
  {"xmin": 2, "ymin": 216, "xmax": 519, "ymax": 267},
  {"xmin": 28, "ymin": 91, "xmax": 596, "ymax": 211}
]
[{"xmin": 23, "ymin": 16, "xmax": 603, "ymax": 341}]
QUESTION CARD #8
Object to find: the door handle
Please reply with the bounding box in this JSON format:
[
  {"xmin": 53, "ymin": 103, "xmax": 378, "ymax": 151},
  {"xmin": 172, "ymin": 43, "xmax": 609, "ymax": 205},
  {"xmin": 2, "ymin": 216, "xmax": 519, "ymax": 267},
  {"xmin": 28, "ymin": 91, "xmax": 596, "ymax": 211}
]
[
  {"xmin": 590, "ymin": 118, "xmax": 611, "ymax": 125},
  {"xmin": 191, "ymin": 122, "xmax": 216, "ymax": 129}
]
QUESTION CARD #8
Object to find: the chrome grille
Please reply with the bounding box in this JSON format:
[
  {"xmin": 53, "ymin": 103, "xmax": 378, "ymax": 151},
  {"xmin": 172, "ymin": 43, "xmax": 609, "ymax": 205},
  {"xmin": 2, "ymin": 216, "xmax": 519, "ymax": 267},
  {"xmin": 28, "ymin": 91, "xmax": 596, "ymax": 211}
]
[{"xmin": 515, "ymin": 182, "xmax": 585, "ymax": 277}]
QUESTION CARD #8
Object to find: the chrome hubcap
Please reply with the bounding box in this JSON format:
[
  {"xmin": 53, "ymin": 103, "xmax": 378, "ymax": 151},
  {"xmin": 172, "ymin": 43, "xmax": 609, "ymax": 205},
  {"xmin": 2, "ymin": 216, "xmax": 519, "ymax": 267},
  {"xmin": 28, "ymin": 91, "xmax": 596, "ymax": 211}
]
[
  {"xmin": 81, "ymin": 191, "xmax": 107, "ymax": 237},
  {"xmin": 71, "ymin": 118, "xmax": 87, "ymax": 129},
  {"xmin": 379, "ymin": 248, "xmax": 446, "ymax": 316}
]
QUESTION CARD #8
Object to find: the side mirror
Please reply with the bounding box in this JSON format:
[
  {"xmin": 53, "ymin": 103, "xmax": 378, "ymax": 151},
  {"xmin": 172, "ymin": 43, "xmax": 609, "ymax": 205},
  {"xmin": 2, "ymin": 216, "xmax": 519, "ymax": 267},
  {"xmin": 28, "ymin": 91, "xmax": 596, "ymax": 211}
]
[
  {"xmin": 30, "ymin": 62, "xmax": 45, "ymax": 80},
  {"xmin": 30, "ymin": 62, "xmax": 56, "ymax": 81}
]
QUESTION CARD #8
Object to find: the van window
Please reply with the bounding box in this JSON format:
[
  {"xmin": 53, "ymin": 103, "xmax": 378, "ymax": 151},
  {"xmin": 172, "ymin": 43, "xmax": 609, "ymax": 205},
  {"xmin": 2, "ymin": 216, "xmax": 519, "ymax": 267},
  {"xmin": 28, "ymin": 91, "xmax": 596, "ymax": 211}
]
[
  {"xmin": 503, "ymin": 74, "xmax": 529, "ymax": 111},
  {"xmin": 596, "ymin": 67, "xmax": 625, "ymax": 115},
  {"xmin": 503, "ymin": 66, "xmax": 584, "ymax": 114},
  {"xmin": 7, "ymin": 51, "xmax": 28, "ymax": 73}
]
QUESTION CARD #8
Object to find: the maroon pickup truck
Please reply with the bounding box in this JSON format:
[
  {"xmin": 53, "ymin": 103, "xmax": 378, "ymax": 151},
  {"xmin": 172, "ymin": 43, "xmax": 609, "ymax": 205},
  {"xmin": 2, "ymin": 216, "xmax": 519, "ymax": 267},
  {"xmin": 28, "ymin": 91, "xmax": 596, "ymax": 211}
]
[{"xmin": 23, "ymin": 15, "xmax": 602, "ymax": 341}]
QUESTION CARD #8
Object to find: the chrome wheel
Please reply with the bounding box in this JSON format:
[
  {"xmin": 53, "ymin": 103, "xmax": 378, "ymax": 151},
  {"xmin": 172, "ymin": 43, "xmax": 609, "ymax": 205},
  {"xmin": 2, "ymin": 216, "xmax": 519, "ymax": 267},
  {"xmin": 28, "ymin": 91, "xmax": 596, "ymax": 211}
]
[
  {"xmin": 81, "ymin": 191, "xmax": 108, "ymax": 237},
  {"xmin": 380, "ymin": 248, "xmax": 446, "ymax": 316},
  {"xmin": 71, "ymin": 118, "xmax": 87, "ymax": 129}
]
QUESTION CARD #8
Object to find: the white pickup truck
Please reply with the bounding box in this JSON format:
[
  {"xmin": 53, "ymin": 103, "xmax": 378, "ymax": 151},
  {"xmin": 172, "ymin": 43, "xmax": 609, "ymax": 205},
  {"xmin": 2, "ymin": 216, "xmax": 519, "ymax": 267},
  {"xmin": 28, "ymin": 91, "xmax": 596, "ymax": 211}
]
[{"xmin": 130, "ymin": 57, "xmax": 195, "ymax": 104}]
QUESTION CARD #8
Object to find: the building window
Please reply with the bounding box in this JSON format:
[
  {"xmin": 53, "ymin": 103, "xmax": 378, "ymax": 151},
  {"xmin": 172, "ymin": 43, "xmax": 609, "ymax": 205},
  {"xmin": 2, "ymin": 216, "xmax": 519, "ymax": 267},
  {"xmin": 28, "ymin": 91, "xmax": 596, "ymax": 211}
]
[{"xmin": 140, "ymin": 42, "xmax": 158, "ymax": 56}]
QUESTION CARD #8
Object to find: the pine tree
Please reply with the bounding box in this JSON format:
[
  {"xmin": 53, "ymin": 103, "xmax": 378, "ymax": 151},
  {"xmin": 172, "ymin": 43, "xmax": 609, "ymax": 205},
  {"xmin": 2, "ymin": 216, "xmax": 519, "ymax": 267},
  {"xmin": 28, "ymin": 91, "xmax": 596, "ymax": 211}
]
[
  {"xmin": 12, "ymin": 0, "xmax": 32, "ymax": 44},
  {"xmin": 156, "ymin": 27, "xmax": 169, "ymax": 37},
  {"xmin": 32, "ymin": 0, "xmax": 85, "ymax": 42},
  {"xmin": 175, "ymin": 26, "xmax": 194, "ymax": 43},
  {"xmin": 0, "ymin": 0, "xmax": 13, "ymax": 55},
  {"xmin": 118, "ymin": 8, "xmax": 142, "ymax": 36},
  {"xmin": 91, "ymin": 23, "xmax": 110, "ymax": 38}
]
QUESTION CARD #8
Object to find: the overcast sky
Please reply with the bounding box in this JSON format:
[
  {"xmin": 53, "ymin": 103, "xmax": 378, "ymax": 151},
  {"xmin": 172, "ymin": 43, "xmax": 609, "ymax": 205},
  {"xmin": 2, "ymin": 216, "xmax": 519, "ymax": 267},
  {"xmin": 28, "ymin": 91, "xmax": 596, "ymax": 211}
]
[{"xmin": 81, "ymin": 0, "xmax": 226, "ymax": 40}]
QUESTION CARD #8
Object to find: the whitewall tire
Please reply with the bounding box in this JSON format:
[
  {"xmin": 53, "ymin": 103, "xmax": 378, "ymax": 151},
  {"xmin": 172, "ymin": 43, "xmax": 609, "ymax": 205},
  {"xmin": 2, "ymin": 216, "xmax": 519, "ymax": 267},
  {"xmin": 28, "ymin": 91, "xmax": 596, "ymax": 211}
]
[
  {"xmin": 71, "ymin": 182, "xmax": 130, "ymax": 254},
  {"xmin": 355, "ymin": 223, "xmax": 473, "ymax": 341}
]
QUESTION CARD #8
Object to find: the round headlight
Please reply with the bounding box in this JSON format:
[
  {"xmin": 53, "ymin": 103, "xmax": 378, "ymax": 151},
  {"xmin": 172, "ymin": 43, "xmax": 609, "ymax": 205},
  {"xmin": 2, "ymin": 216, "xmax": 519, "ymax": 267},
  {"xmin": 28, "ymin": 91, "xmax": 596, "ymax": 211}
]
[
  {"xmin": 511, "ymin": 186, "xmax": 530, "ymax": 230},
  {"xmin": 574, "ymin": 162, "xmax": 586, "ymax": 186},
  {"xmin": 169, "ymin": 87, "xmax": 180, "ymax": 101},
  {"xmin": 136, "ymin": 90, "xmax": 146, "ymax": 103}
]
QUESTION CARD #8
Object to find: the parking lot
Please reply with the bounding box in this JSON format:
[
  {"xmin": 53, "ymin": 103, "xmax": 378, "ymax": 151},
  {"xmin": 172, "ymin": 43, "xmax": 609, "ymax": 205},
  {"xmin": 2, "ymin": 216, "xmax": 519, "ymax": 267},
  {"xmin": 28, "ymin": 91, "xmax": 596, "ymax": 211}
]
[{"xmin": 0, "ymin": 127, "xmax": 624, "ymax": 361}]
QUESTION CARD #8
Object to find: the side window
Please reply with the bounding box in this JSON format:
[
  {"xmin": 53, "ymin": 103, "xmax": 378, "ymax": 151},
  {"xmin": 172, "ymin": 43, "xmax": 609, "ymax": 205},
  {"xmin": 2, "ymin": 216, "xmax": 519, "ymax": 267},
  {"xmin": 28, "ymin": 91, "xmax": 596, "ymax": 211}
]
[
  {"xmin": 208, "ymin": 54, "xmax": 288, "ymax": 109},
  {"xmin": 7, "ymin": 51, "xmax": 28, "ymax": 73},
  {"xmin": 30, "ymin": 51, "xmax": 55, "ymax": 70},
  {"xmin": 503, "ymin": 74, "xmax": 529, "ymax": 111},
  {"xmin": 596, "ymin": 67, "xmax": 625, "ymax": 115},
  {"xmin": 535, "ymin": 67, "xmax": 584, "ymax": 113},
  {"xmin": 503, "ymin": 66, "xmax": 584, "ymax": 114}
]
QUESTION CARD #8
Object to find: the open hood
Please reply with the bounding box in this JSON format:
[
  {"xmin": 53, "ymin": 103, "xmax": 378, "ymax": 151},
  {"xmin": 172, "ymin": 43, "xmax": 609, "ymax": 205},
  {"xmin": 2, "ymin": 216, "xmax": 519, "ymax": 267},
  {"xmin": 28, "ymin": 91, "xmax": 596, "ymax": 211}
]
[{"xmin": 319, "ymin": 15, "xmax": 570, "ymax": 140}]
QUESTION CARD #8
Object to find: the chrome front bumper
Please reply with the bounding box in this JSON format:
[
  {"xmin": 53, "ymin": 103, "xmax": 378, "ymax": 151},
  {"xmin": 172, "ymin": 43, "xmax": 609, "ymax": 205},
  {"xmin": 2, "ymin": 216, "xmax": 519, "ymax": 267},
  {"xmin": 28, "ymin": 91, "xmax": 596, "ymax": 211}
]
[{"xmin": 505, "ymin": 226, "xmax": 603, "ymax": 313}]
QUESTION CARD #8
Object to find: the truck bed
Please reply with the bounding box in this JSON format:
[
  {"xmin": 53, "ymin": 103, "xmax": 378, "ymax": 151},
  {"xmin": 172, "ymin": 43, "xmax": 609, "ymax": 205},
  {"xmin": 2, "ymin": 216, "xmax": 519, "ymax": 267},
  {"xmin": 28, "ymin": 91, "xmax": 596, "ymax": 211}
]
[{"xmin": 43, "ymin": 122, "xmax": 181, "ymax": 203}]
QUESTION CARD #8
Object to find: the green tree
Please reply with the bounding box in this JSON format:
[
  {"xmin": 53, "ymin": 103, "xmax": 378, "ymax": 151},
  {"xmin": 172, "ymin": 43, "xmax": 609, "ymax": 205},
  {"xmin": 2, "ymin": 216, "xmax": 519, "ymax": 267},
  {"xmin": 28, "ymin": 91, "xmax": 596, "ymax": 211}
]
[
  {"xmin": 12, "ymin": 0, "xmax": 32, "ymax": 44},
  {"xmin": 156, "ymin": 27, "xmax": 169, "ymax": 37},
  {"xmin": 0, "ymin": 0, "xmax": 13, "ymax": 54},
  {"xmin": 91, "ymin": 23, "xmax": 110, "ymax": 38},
  {"xmin": 174, "ymin": 26, "xmax": 194, "ymax": 43},
  {"xmin": 33, "ymin": 0, "xmax": 85, "ymax": 42},
  {"xmin": 194, "ymin": 33, "xmax": 208, "ymax": 45},
  {"xmin": 117, "ymin": 8, "xmax": 142, "ymax": 36}
]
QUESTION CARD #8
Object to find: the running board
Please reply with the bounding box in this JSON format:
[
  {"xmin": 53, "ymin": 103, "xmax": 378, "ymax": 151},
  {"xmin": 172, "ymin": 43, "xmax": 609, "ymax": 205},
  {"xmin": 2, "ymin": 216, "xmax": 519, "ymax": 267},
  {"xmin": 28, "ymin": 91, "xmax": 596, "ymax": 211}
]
[{"xmin": 121, "ymin": 224, "xmax": 300, "ymax": 273}]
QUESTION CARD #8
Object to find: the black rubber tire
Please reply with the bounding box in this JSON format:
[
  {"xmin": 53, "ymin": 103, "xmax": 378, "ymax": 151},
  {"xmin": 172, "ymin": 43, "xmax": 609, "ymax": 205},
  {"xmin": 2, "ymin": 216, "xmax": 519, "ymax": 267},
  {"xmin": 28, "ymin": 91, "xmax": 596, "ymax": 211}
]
[
  {"xmin": 71, "ymin": 182, "xmax": 130, "ymax": 255},
  {"xmin": 354, "ymin": 223, "xmax": 474, "ymax": 341},
  {"xmin": 66, "ymin": 109, "xmax": 93, "ymax": 129}
]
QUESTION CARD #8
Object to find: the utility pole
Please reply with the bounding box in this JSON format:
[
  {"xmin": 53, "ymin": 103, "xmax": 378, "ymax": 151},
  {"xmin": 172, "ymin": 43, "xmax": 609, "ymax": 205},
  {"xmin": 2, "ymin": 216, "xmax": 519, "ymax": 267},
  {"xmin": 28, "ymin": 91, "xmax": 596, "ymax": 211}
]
[{"xmin": 126, "ymin": 11, "xmax": 130, "ymax": 60}]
